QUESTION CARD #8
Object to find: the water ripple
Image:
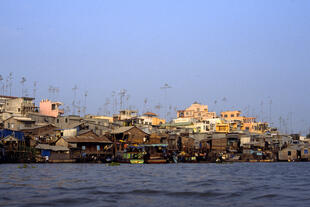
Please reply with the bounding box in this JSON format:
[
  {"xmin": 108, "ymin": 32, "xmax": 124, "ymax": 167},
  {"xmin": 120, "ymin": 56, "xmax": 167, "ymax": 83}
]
[{"xmin": 1, "ymin": 163, "xmax": 310, "ymax": 207}]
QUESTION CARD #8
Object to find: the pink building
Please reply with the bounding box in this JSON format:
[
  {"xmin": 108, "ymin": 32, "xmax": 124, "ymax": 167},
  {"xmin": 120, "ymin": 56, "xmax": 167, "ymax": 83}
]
[{"xmin": 39, "ymin": 99, "xmax": 64, "ymax": 117}]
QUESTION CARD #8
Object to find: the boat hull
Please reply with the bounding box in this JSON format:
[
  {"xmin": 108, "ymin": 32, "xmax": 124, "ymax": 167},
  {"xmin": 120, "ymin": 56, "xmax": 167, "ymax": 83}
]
[
  {"xmin": 145, "ymin": 159, "xmax": 167, "ymax": 164},
  {"xmin": 130, "ymin": 159, "xmax": 144, "ymax": 164}
]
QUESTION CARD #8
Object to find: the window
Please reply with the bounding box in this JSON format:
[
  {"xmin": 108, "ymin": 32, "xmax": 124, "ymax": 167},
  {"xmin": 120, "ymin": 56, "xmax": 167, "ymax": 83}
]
[
  {"xmin": 82, "ymin": 146, "xmax": 86, "ymax": 150},
  {"xmin": 231, "ymin": 114, "xmax": 235, "ymax": 117},
  {"xmin": 288, "ymin": 151, "xmax": 291, "ymax": 156},
  {"xmin": 18, "ymin": 108, "xmax": 20, "ymax": 112},
  {"xmin": 224, "ymin": 115, "xmax": 228, "ymax": 118},
  {"xmin": 52, "ymin": 104, "xmax": 56, "ymax": 110},
  {"xmin": 65, "ymin": 118, "xmax": 68, "ymax": 123},
  {"xmin": 304, "ymin": 149, "xmax": 308, "ymax": 155},
  {"xmin": 7, "ymin": 123, "xmax": 10, "ymax": 128},
  {"xmin": 57, "ymin": 119, "xmax": 59, "ymax": 123},
  {"xmin": 97, "ymin": 145, "xmax": 100, "ymax": 151},
  {"xmin": 24, "ymin": 122, "xmax": 32, "ymax": 128}
]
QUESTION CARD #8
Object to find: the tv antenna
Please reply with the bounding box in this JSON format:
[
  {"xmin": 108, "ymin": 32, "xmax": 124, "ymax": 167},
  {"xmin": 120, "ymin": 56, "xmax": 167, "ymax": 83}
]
[{"xmin": 160, "ymin": 83, "xmax": 172, "ymax": 119}]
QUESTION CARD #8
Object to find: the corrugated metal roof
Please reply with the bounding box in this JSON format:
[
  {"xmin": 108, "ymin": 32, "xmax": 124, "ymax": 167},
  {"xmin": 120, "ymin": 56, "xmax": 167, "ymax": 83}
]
[
  {"xmin": 64, "ymin": 122, "xmax": 84, "ymax": 129},
  {"xmin": 161, "ymin": 122, "xmax": 193, "ymax": 127},
  {"xmin": 21, "ymin": 124, "xmax": 57, "ymax": 131},
  {"xmin": 111, "ymin": 126, "xmax": 135, "ymax": 134},
  {"xmin": 78, "ymin": 129, "xmax": 92, "ymax": 136},
  {"xmin": 13, "ymin": 117, "xmax": 35, "ymax": 122},
  {"xmin": 66, "ymin": 135, "xmax": 112, "ymax": 144},
  {"xmin": 35, "ymin": 144, "xmax": 69, "ymax": 151}
]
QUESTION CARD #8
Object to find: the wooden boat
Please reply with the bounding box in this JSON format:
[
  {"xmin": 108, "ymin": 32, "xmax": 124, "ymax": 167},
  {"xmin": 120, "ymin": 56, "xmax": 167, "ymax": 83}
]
[
  {"xmin": 130, "ymin": 159, "xmax": 144, "ymax": 164},
  {"xmin": 141, "ymin": 144, "xmax": 168, "ymax": 164},
  {"xmin": 145, "ymin": 158, "xmax": 167, "ymax": 164}
]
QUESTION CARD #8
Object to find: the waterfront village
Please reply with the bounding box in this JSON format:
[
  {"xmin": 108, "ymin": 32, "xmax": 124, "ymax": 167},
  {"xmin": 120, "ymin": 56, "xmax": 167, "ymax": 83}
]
[{"xmin": 0, "ymin": 95, "xmax": 309, "ymax": 164}]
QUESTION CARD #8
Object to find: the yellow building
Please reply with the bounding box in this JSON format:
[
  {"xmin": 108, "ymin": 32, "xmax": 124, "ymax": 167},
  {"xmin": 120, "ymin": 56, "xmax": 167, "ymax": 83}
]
[
  {"xmin": 152, "ymin": 117, "xmax": 166, "ymax": 126},
  {"xmin": 216, "ymin": 123, "xmax": 230, "ymax": 133},
  {"xmin": 220, "ymin": 111, "xmax": 242, "ymax": 120},
  {"xmin": 140, "ymin": 112, "xmax": 166, "ymax": 126},
  {"xmin": 221, "ymin": 110, "xmax": 271, "ymax": 133},
  {"xmin": 221, "ymin": 110, "xmax": 266, "ymax": 133}
]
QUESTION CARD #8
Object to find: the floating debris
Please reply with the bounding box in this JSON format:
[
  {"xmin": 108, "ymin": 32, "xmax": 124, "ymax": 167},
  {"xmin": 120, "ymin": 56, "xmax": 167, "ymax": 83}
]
[{"xmin": 107, "ymin": 162, "xmax": 120, "ymax": 166}]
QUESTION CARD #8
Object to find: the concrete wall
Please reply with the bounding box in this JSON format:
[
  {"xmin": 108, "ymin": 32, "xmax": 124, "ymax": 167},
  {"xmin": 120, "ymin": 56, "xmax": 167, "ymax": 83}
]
[
  {"xmin": 40, "ymin": 99, "xmax": 63, "ymax": 117},
  {"xmin": 278, "ymin": 148, "xmax": 298, "ymax": 161},
  {"xmin": 63, "ymin": 129, "xmax": 77, "ymax": 137},
  {"xmin": 240, "ymin": 136, "xmax": 251, "ymax": 146}
]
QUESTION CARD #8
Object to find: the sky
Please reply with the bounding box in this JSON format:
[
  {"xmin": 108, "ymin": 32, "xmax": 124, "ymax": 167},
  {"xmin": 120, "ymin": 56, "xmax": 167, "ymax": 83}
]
[{"xmin": 0, "ymin": 0, "xmax": 310, "ymax": 134}]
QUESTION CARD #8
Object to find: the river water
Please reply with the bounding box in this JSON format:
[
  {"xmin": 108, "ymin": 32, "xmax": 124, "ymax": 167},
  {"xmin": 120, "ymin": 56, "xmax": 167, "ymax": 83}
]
[{"xmin": 1, "ymin": 163, "xmax": 310, "ymax": 207}]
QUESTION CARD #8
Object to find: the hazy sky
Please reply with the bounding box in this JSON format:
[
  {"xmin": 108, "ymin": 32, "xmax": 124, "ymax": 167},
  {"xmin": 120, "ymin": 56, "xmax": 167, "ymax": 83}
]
[{"xmin": 0, "ymin": 0, "xmax": 309, "ymax": 134}]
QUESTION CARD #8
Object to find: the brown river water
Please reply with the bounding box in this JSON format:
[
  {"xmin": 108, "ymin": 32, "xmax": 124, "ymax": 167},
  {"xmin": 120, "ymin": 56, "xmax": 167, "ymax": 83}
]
[{"xmin": 1, "ymin": 163, "xmax": 310, "ymax": 207}]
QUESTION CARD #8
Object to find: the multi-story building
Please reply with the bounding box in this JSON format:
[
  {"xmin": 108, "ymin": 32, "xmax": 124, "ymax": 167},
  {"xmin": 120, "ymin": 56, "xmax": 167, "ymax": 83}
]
[
  {"xmin": 1, "ymin": 96, "xmax": 38, "ymax": 117},
  {"xmin": 220, "ymin": 110, "xmax": 269, "ymax": 133},
  {"xmin": 220, "ymin": 111, "xmax": 242, "ymax": 120},
  {"xmin": 177, "ymin": 102, "xmax": 216, "ymax": 121},
  {"xmin": 113, "ymin": 110, "xmax": 138, "ymax": 121},
  {"xmin": 140, "ymin": 112, "xmax": 165, "ymax": 126},
  {"xmin": 39, "ymin": 99, "xmax": 64, "ymax": 117},
  {"xmin": 0, "ymin": 95, "xmax": 17, "ymax": 113}
]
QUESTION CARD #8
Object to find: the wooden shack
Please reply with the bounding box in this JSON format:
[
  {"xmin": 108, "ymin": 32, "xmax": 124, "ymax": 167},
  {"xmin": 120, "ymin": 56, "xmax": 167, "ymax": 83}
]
[
  {"xmin": 180, "ymin": 136, "xmax": 195, "ymax": 154},
  {"xmin": 35, "ymin": 144, "xmax": 72, "ymax": 163},
  {"xmin": 148, "ymin": 133, "xmax": 168, "ymax": 144},
  {"xmin": 111, "ymin": 126, "xmax": 149, "ymax": 145},
  {"xmin": 211, "ymin": 133, "xmax": 227, "ymax": 152},
  {"xmin": 21, "ymin": 124, "xmax": 58, "ymax": 145},
  {"xmin": 66, "ymin": 130, "xmax": 113, "ymax": 161},
  {"xmin": 278, "ymin": 145, "xmax": 310, "ymax": 161},
  {"xmin": 278, "ymin": 145, "xmax": 299, "ymax": 161},
  {"xmin": 167, "ymin": 134, "xmax": 179, "ymax": 151}
]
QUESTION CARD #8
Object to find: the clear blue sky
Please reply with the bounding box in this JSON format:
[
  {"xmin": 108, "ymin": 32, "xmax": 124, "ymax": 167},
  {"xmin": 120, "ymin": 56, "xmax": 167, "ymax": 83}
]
[{"xmin": 0, "ymin": 0, "xmax": 309, "ymax": 134}]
